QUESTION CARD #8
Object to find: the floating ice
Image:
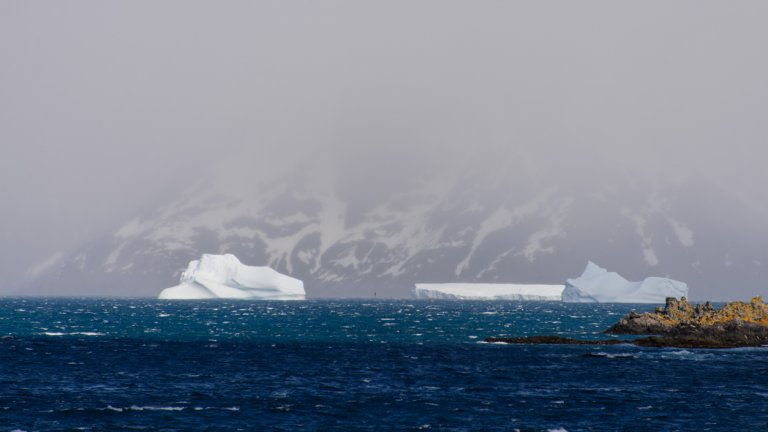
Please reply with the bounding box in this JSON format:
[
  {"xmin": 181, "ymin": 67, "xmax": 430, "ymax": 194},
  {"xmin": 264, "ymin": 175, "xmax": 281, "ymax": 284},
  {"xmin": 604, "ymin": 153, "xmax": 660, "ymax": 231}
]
[
  {"xmin": 158, "ymin": 254, "xmax": 305, "ymax": 300},
  {"xmin": 412, "ymin": 283, "xmax": 563, "ymax": 300},
  {"xmin": 562, "ymin": 261, "xmax": 687, "ymax": 303}
]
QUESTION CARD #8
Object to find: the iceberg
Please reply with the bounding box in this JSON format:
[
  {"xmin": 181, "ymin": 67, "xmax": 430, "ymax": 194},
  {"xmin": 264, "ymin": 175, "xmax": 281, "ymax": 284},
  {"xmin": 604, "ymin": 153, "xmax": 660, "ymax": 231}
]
[
  {"xmin": 562, "ymin": 261, "xmax": 688, "ymax": 303},
  {"xmin": 413, "ymin": 283, "xmax": 564, "ymax": 301},
  {"xmin": 158, "ymin": 254, "xmax": 305, "ymax": 300}
]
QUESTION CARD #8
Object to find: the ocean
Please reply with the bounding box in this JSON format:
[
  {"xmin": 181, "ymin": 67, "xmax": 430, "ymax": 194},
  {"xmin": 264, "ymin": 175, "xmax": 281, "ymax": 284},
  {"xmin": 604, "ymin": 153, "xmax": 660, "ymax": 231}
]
[{"xmin": 0, "ymin": 298, "xmax": 766, "ymax": 431}]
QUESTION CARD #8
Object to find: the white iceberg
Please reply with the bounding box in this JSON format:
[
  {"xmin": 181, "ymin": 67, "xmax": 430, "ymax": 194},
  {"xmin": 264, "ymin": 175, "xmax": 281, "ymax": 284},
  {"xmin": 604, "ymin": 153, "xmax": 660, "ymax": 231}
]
[
  {"xmin": 413, "ymin": 283, "xmax": 564, "ymax": 301},
  {"xmin": 158, "ymin": 254, "xmax": 305, "ymax": 300},
  {"xmin": 562, "ymin": 261, "xmax": 688, "ymax": 303}
]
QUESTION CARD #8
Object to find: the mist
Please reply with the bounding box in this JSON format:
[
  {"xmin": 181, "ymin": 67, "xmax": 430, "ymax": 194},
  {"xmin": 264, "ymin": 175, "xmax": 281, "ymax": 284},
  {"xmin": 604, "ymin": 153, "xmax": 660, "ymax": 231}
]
[{"xmin": 2, "ymin": 1, "xmax": 768, "ymax": 295}]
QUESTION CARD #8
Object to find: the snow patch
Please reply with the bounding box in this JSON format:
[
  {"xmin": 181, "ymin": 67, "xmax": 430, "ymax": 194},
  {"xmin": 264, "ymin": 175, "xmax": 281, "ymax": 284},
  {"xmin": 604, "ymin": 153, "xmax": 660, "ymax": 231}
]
[
  {"xmin": 456, "ymin": 189, "xmax": 563, "ymax": 275},
  {"xmin": 668, "ymin": 218, "xmax": 694, "ymax": 247},
  {"xmin": 103, "ymin": 241, "xmax": 130, "ymax": 272},
  {"xmin": 520, "ymin": 198, "xmax": 570, "ymax": 262},
  {"xmin": 642, "ymin": 247, "xmax": 659, "ymax": 267},
  {"xmin": 25, "ymin": 252, "xmax": 64, "ymax": 279},
  {"xmin": 114, "ymin": 217, "xmax": 152, "ymax": 238},
  {"xmin": 621, "ymin": 210, "xmax": 659, "ymax": 266}
]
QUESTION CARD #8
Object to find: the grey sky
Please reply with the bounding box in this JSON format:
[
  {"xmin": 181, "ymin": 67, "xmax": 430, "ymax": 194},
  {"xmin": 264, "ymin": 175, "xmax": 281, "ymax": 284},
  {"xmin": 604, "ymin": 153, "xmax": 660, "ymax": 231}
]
[{"xmin": 2, "ymin": 1, "xmax": 768, "ymax": 292}]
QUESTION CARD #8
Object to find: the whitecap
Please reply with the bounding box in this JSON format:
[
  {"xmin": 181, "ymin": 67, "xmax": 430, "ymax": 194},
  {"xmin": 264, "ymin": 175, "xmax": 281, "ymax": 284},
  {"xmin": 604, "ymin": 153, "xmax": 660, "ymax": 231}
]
[
  {"xmin": 192, "ymin": 406, "xmax": 240, "ymax": 411},
  {"xmin": 41, "ymin": 332, "xmax": 105, "ymax": 337},
  {"xmin": 128, "ymin": 405, "xmax": 185, "ymax": 411},
  {"xmin": 725, "ymin": 346, "xmax": 768, "ymax": 352},
  {"xmin": 652, "ymin": 349, "xmax": 716, "ymax": 362},
  {"xmin": 585, "ymin": 352, "xmax": 636, "ymax": 359},
  {"xmin": 270, "ymin": 390, "xmax": 289, "ymax": 399}
]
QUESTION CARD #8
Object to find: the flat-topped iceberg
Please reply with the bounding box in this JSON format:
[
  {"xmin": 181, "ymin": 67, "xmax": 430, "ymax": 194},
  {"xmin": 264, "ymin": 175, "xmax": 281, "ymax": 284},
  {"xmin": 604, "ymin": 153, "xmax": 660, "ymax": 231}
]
[
  {"xmin": 158, "ymin": 254, "xmax": 305, "ymax": 300},
  {"xmin": 562, "ymin": 261, "xmax": 687, "ymax": 303},
  {"xmin": 413, "ymin": 283, "xmax": 564, "ymax": 301}
]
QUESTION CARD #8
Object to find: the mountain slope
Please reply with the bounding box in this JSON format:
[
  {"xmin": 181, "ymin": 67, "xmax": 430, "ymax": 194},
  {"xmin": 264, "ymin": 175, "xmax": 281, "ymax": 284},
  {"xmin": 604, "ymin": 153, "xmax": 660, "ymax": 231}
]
[{"xmin": 23, "ymin": 168, "xmax": 768, "ymax": 300}]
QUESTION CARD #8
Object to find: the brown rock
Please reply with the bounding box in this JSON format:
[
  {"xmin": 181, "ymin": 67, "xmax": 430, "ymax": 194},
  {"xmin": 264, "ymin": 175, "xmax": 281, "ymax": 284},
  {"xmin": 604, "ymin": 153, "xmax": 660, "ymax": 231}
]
[
  {"xmin": 487, "ymin": 297, "xmax": 768, "ymax": 349},
  {"xmin": 605, "ymin": 296, "xmax": 768, "ymax": 346}
]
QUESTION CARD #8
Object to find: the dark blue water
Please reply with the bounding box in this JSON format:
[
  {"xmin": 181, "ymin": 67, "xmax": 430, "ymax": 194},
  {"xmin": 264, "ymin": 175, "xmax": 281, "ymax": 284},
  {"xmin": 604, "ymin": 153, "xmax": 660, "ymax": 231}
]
[{"xmin": 1, "ymin": 299, "xmax": 766, "ymax": 431}]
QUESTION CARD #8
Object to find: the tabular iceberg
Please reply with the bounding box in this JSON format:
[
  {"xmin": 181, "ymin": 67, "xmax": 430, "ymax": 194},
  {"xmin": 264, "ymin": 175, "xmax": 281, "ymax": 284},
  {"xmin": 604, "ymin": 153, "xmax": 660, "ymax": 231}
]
[
  {"xmin": 562, "ymin": 261, "xmax": 687, "ymax": 303},
  {"xmin": 413, "ymin": 283, "xmax": 564, "ymax": 301},
  {"xmin": 158, "ymin": 254, "xmax": 305, "ymax": 300}
]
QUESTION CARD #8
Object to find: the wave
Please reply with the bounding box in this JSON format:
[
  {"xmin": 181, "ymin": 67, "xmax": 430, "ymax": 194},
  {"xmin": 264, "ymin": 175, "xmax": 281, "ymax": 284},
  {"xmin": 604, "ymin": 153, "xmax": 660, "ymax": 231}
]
[
  {"xmin": 40, "ymin": 332, "xmax": 105, "ymax": 337},
  {"xmin": 583, "ymin": 351, "xmax": 636, "ymax": 359}
]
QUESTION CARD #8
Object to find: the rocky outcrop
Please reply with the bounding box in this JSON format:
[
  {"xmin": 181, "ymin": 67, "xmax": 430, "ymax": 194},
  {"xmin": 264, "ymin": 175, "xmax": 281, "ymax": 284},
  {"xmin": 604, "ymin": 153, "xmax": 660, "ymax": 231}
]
[
  {"xmin": 606, "ymin": 296, "xmax": 768, "ymax": 335},
  {"xmin": 485, "ymin": 297, "xmax": 768, "ymax": 348}
]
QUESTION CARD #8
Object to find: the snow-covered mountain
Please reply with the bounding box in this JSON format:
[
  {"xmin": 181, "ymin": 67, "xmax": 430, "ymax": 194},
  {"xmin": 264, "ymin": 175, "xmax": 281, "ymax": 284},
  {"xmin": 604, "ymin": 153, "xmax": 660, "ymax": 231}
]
[{"xmin": 23, "ymin": 164, "xmax": 768, "ymax": 300}]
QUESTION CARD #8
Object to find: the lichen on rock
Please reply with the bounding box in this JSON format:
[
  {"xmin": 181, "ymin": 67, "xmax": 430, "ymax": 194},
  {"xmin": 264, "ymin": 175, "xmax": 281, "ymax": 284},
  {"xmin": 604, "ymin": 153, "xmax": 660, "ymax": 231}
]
[
  {"xmin": 605, "ymin": 296, "xmax": 768, "ymax": 347},
  {"xmin": 486, "ymin": 296, "xmax": 768, "ymax": 349}
]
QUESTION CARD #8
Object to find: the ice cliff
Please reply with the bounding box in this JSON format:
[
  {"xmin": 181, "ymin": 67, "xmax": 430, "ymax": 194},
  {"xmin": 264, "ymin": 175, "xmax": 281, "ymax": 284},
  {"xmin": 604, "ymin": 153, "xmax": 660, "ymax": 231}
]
[
  {"xmin": 562, "ymin": 261, "xmax": 688, "ymax": 303},
  {"xmin": 158, "ymin": 254, "xmax": 305, "ymax": 300},
  {"xmin": 413, "ymin": 283, "xmax": 563, "ymax": 301}
]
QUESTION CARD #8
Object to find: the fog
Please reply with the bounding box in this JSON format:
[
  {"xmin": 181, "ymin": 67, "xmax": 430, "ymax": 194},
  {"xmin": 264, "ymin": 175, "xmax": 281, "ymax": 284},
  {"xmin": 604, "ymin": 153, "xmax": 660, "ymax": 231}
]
[{"xmin": 2, "ymin": 1, "xmax": 768, "ymax": 293}]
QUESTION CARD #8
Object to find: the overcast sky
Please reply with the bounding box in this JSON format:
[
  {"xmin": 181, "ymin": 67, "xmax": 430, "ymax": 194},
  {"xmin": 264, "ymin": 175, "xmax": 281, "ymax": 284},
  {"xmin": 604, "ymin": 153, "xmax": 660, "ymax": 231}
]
[{"xmin": 2, "ymin": 1, "xmax": 768, "ymax": 289}]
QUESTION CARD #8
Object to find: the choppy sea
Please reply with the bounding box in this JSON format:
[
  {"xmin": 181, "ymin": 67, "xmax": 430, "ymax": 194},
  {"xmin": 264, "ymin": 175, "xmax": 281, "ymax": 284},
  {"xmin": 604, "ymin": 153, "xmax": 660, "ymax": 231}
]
[{"xmin": 1, "ymin": 298, "xmax": 766, "ymax": 431}]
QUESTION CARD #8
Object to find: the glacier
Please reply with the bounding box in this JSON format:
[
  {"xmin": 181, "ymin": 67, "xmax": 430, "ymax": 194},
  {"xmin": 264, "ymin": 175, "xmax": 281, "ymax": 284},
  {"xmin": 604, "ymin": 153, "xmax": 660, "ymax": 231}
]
[
  {"xmin": 413, "ymin": 283, "xmax": 564, "ymax": 301},
  {"xmin": 561, "ymin": 261, "xmax": 688, "ymax": 303},
  {"xmin": 158, "ymin": 254, "xmax": 305, "ymax": 300}
]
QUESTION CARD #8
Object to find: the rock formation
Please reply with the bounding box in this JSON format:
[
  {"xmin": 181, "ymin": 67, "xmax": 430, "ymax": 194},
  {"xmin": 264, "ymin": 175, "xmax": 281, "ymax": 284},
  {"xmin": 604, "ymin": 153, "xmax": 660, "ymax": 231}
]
[
  {"xmin": 486, "ymin": 297, "xmax": 768, "ymax": 348},
  {"xmin": 606, "ymin": 296, "xmax": 768, "ymax": 333}
]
